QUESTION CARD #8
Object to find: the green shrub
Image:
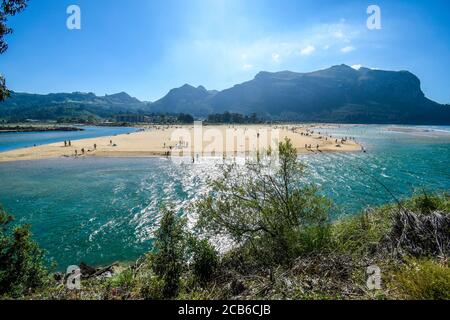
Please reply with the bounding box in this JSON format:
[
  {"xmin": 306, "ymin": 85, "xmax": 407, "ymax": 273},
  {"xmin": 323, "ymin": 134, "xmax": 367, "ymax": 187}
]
[
  {"xmin": 107, "ymin": 268, "xmax": 135, "ymax": 293},
  {"xmin": 195, "ymin": 138, "xmax": 332, "ymax": 266},
  {"xmin": 139, "ymin": 273, "xmax": 166, "ymax": 300},
  {"xmin": 188, "ymin": 237, "xmax": 219, "ymax": 285},
  {"xmin": 405, "ymin": 191, "xmax": 450, "ymax": 214},
  {"xmin": 0, "ymin": 206, "xmax": 49, "ymax": 298},
  {"xmin": 390, "ymin": 258, "xmax": 450, "ymax": 300},
  {"xmin": 150, "ymin": 208, "xmax": 187, "ymax": 299}
]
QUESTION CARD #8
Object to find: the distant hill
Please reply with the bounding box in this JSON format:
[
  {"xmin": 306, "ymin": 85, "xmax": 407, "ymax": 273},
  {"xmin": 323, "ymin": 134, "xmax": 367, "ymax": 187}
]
[
  {"xmin": 0, "ymin": 91, "xmax": 148, "ymax": 121},
  {"xmin": 150, "ymin": 64, "xmax": 450, "ymax": 124},
  {"xmin": 150, "ymin": 84, "xmax": 216, "ymax": 116},
  {"xmin": 1, "ymin": 65, "xmax": 449, "ymax": 124}
]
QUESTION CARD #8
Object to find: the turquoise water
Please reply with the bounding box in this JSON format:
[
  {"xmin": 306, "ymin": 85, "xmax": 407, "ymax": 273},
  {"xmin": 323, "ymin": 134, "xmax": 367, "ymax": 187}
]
[
  {"xmin": 0, "ymin": 125, "xmax": 448, "ymax": 270},
  {"xmin": 0, "ymin": 126, "xmax": 137, "ymax": 152},
  {"xmin": 301, "ymin": 125, "xmax": 450, "ymax": 213}
]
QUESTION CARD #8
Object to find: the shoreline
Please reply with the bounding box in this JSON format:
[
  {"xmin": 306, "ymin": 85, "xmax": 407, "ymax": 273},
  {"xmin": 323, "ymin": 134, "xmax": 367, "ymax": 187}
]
[
  {"xmin": 0, "ymin": 125, "xmax": 84, "ymax": 133},
  {"xmin": 0, "ymin": 149, "xmax": 365, "ymax": 164},
  {"xmin": 0, "ymin": 124, "xmax": 363, "ymax": 163}
]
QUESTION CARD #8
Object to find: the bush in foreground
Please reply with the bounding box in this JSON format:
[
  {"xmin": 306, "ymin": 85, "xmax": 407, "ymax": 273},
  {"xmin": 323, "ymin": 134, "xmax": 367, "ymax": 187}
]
[
  {"xmin": 145, "ymin": 208, "xmax": 187, "ymax": 299},
  {"xmin": 195, "ymin": 138, "xmax": 332, "ymax": 267},
  {"xmin": 0, "ymin": 206, "xmax": 48, "ymax": 298},
  {"xmin": 188, "ymin": 237, "xmax": 219, "ymax": 286}
]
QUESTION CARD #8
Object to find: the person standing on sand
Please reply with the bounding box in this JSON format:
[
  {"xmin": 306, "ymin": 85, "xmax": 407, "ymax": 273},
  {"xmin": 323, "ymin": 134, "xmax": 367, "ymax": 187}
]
[
  {"xmin": 64, "ymin": 140, "xmax": 67, "ymax": 147},
  {"xmin": 69, "ymin": 140, "xmax": 71, "ymax": 147},
  {"xmin": 94, "ymin": 144, "xmax": 97, "ymax": 150}
]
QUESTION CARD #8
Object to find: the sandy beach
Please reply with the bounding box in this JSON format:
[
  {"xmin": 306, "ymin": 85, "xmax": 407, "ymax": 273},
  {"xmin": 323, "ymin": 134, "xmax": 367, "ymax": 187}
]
[{"xmin": 0, "ymin": 124, "xmax": 362, "ymax": 162}]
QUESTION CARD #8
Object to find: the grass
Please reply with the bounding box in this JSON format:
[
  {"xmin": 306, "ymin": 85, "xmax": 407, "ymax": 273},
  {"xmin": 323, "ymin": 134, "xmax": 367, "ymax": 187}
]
[
  {"xmin": 388, "ymin": 258, "xmax": 450, "ymax": 300},
  {"xmin": 332, "ymin": 205, "xmax": 394, "ymax": 258},
  {"xmin": 332, "ymin": 191, "xmax": 449, "ymax": 258}
]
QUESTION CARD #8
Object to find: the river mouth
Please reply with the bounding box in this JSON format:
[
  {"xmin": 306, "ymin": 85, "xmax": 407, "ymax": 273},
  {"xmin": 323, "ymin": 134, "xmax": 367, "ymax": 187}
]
[
  {"xmin": 0, "ymin": 125, "xmax": 137, "ymax": 152},
  {"xmin": 0, "ymin": 124, "xmax": 448, "ymax": 270}
]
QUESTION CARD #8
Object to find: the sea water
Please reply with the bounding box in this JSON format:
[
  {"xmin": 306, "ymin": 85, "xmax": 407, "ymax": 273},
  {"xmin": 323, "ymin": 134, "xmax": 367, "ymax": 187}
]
[{"xmin": 0, "ymin": 125, "xmax": 448, "ymax": 269}]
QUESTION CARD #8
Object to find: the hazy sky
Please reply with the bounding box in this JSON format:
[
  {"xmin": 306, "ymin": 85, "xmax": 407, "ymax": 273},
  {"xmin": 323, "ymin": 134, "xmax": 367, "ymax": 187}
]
[{"xmin": 1, "ymin": 0, "xmax": 449, "ymax": 103}]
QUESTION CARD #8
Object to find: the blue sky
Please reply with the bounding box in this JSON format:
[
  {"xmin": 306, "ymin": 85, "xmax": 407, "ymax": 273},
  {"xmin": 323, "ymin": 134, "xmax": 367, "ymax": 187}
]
[{"xmin": 0, "ymin": 0, "xmax": 449, "ymax": 103}]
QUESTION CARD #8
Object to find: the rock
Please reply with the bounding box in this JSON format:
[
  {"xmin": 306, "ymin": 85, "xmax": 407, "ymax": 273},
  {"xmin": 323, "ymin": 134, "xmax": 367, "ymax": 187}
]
[
  {"xmin": 53, "ymin": 272, "xmax": 64, "ymax": 282},
  {"xmin": 79, "ymin": 262, "xmax": 97, "ymax": 278}
]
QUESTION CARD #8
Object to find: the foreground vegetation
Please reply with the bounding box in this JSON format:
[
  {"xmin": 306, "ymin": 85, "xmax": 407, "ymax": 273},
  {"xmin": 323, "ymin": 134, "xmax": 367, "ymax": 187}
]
[{"xmin": 0, "ymin": 139, "xmax": 449, "ymax": 300}]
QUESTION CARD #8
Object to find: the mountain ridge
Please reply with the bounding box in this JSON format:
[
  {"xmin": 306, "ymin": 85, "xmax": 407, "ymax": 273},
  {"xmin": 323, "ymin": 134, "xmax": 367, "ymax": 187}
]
[
  {"xmin": 151, "ymin": 64, "xmax": 448, "ymax": 124},
  {"xmin": 1, "ymin": 64, "xmax": 449, "ymax": 124}
]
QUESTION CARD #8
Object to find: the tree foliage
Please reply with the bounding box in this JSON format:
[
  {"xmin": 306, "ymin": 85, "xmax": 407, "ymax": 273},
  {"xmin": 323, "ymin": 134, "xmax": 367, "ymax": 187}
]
[
  {"xmin": 177, "ymin": 113, "xmax": 194, "ymax": 124},
  {"xmin": 206, "ymin": 112, "xmax": 261, "ymax": 124},
  {"xmin": 149, "ymin": 208, "xmax": 187, "ymax": 299},
  {"xmin": 187, "ymin": 237, "xmax": 219, "ymax": 285},
  {"xmin": 195, "ymin": 138, "xmax": 332, "ymax": 266},
  {"xmin": 0, "ymin": 205, "xmax": 48, "ymax": 298}
]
